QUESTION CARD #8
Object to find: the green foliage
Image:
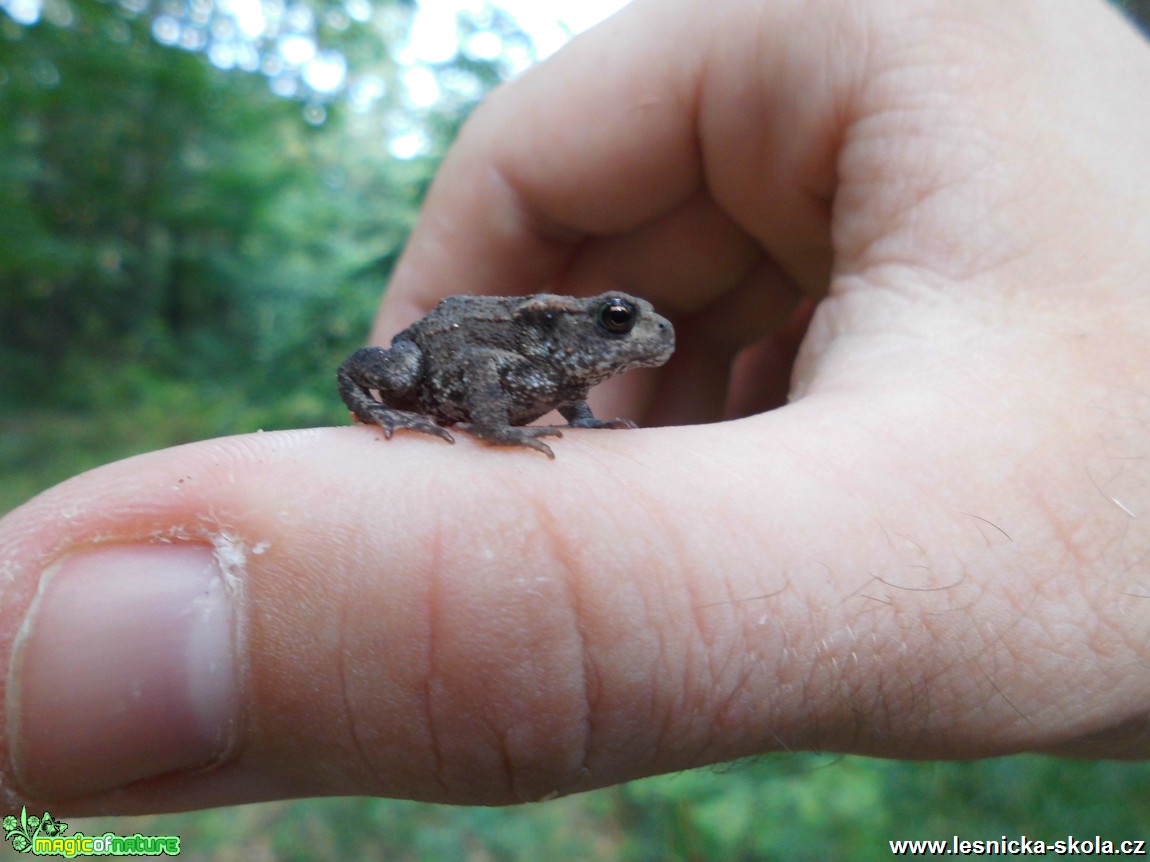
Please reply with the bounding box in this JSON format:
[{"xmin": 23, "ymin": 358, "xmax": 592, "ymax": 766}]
[
  {"xmin": 4, "ymin": 5, "xmax": 261, "ymax": 350},
  {"xmin": 0, "ymin": 0, "xmax": 407, "ymax": 392},
  {"xmin": 0, "ymin": 0, "xmax": 446, "ymax": 508},
  {"xmin": 55, "ymin": 757, "xmax": 1150, "ymax": 860}
]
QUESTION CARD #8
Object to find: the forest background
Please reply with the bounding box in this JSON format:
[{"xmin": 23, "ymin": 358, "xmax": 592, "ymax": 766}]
[{"xmin": 3, "ymin": 0, "xmax": 1150, "ymax": 858}]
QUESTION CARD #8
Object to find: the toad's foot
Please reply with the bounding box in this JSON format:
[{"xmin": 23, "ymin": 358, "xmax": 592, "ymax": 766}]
[
  {"xmin": 564, "ymin": 417, "xmax": 638, "ymax": 430},
  {"xmin": 352, "ymin": 404, "xmax": 455, "ymax": 445},
  {"xmin": 457, "ymin": 423, "xmax": 563, "ymax": 459}
]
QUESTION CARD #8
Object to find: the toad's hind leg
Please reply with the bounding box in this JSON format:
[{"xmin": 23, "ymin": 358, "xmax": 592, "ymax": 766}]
[{"xmin": 337, "ymin": 344, "xmax": 455, "ymax": 444}]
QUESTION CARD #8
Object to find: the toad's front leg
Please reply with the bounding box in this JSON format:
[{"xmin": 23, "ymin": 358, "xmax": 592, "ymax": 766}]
[
  {"xmin": 456, "ymin": 349, "xmax": 562, "ymax": 458},
  {"xmin": 337, "ymin": 342, "xmax": 455, "ymax": 444},
  {"xmin": 558, "ymin": 400, "xmax": 638, "ymax": 430}
]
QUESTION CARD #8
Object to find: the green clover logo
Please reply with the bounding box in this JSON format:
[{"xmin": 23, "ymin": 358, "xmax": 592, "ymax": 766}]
[{"xmin": 3, "ymin": 806, "xmax": 67, "ymax": 853}]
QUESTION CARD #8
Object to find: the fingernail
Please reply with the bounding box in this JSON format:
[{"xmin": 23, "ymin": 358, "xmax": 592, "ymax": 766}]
[{"xmin": 7, "ymin": 543, "xmax": 241, "ymax": 799}]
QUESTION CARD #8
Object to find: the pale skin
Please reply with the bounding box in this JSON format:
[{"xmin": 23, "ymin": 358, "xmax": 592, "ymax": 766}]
[{"xmin": 2, "ymin": 0, "xmax": 1150, "ymax": 814}]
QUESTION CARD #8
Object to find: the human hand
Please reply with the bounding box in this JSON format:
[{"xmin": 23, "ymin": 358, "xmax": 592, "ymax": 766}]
[{"xmin": 3, "ymin": 0, "xmax": 1150, "ymax": 816}]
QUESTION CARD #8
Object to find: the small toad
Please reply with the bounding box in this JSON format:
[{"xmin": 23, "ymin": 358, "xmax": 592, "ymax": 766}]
[{"xmin": 337, "ymin": 292, "xmax": 675, "ymax": 458}]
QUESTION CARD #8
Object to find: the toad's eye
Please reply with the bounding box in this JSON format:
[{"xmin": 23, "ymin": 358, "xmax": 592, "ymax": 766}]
[{"xmin": 597, "ymin": 297, "xmax": 638, "ymax": 335}]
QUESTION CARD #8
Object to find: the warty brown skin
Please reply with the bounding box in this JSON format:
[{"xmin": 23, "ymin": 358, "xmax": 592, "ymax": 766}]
[{"xmin": 337, "ymin": 292, "xmax": 675, "ymax": 458}]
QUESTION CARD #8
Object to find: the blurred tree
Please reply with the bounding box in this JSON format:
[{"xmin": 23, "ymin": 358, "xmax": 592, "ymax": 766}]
[
  {"xmin": 4, "ymin": 6, "xmax": 267, "ymax": 349},
  {"xmin": 0, "ymin": 0, "xmax": 529, "ymax": 418},
  {"xmin": 0, "ymin": 0, "xmax": 394, "ymax": 383}
]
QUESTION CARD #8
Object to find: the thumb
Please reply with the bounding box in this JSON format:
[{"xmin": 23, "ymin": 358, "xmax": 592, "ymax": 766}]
[
  {"xmin": 2, "ymin": 424, "xmax": 793, "ymax": 814},
  {"xmin": 5, "ymin": 387, "xmax": 1147, "ymax": 815}
]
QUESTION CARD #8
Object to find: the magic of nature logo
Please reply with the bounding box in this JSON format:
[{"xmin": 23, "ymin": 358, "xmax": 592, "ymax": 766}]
[{"xmin": 4, "ymin": 806, "xmax": 181, "ymax": 856}]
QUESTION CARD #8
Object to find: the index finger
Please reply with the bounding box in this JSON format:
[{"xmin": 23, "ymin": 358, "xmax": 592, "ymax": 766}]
[{"xmin": 374, "ymin": 1, "xmax": 707, "ymax": 341}]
